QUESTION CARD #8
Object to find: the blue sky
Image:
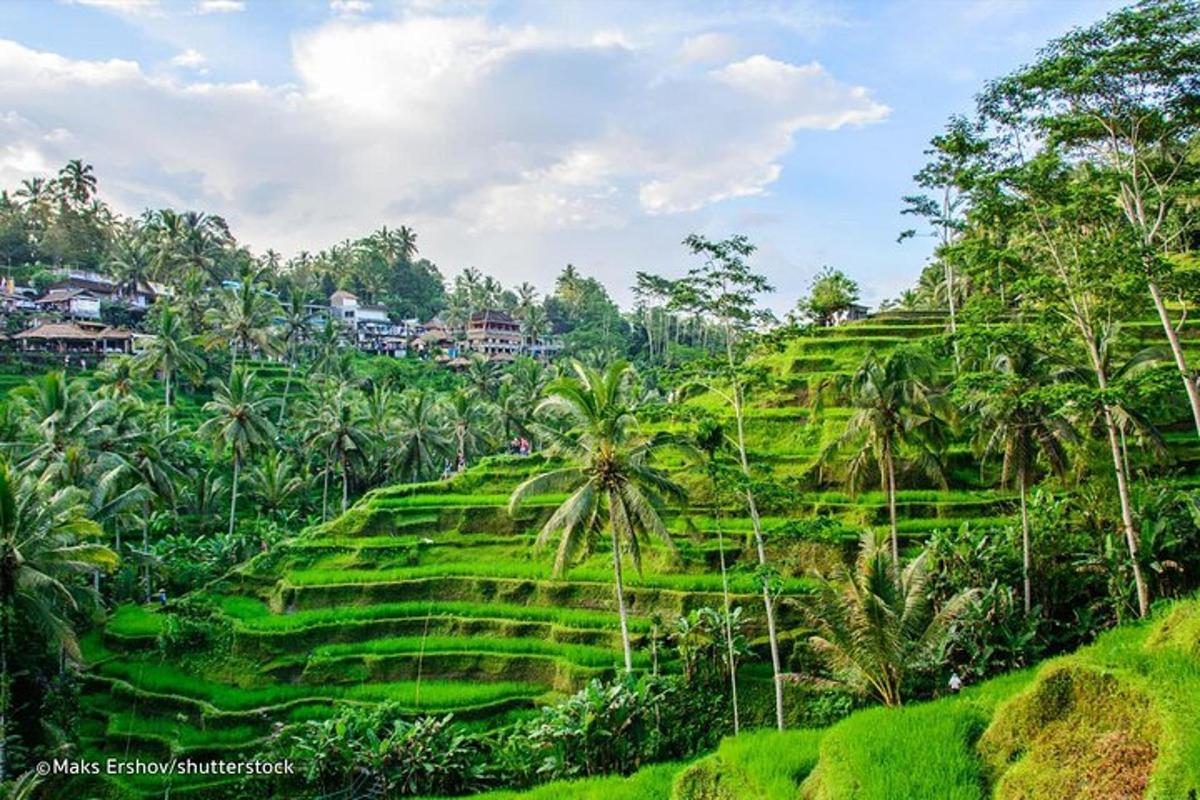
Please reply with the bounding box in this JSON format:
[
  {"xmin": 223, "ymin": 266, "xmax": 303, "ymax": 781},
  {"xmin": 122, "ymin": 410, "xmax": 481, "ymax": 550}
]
[{"xmin": 0, "ymin": 0, "xmax": 1125, "ymax": 311}]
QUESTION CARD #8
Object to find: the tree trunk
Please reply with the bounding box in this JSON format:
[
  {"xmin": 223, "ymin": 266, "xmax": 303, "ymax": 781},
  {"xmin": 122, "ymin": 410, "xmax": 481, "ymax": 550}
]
[
  {"xmin": 609, "ymin": 519, "xmax": 633, "ymax": 673},
  {"xmin": 228, "ymin": 452, "xmax": 240, "ymax": 537},
  {"xmin": 726, "ymin": 329, "xmax": 784, "ymax": 730},
  {"xmin": 277, "ymin": 357, "xmax": 293, "ymax": 428},
  {"xmin": 1103, "ymin": 404, "xmax": 1149, "ymax": 617},
  {"xmin": 1148, "ymin": 281, "xmax": 1200, "ymax": 438},
  {"xmin": 1019, "ymin": 464, "xmax": 1031, "ymax": 615},
  {"xmin": 321, "ymin": 462, "xmax": 330, "ymax": 522},
  {"xmin": 1085, "ymin": 338, "xmax": 1149, "ymax": 617},
  {"xmin": 885, "ymin": 442, "xmax": 899, "ymax": 566},
  {"xmin": 945, "ymin": 261, "xmax": 960, "ymax": 372},
  {"xmin": 0, "ymin": 601, "xmax": 9, "ymax": 782},
  {"xmin": 342, "ymin": 459, "xmax": 349, "ymax": 514},
  {"xmin": 715, "ymin": 513, "xmax": 740, "ymax": 734}
]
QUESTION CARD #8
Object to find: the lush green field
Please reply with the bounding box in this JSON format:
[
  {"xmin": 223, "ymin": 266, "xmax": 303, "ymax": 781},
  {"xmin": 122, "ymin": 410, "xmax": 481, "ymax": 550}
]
[{"xmin": 74, "ymin": 311, "xmax": 1200, "ymax": 798}]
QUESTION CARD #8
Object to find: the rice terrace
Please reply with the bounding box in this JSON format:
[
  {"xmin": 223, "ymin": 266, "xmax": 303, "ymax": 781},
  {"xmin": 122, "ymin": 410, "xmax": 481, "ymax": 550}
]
[{"xmin": 1, "ymin": 1, "xmax": 1200, "ymax": 798}]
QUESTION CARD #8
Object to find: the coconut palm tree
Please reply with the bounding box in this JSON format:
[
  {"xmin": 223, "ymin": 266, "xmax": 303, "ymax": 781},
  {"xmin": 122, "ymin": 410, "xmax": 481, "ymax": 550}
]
[
  {"xmin": 803, "ymin": 532, "xmax": 976, "ymax": 707},
  {"xmin": 13, "ymin": 372, "xmax": 113, "ymax": 482},
  {"xmin": 203, "ymin": 269, "xmax": 279, "ymax": 377},
  {"xmin": 135, "ymin": 304, "xmax": 204, "ymax": 412},
  {"xmin": 819, "ymin": 348, "xmax": 953, "ymax": 566},
  {"xmin": 0, "ymin": 459, "xmax": 114, "ymax": 781},
  {"xmin": 692, "ymin": 417, "xmax": 740, "ymax": 732},
  {"xmin": 275, "ymin": 292, "xmax": 311, "ymax": 427},
  {"xmin": 198, "ymin": 368, "xmax": 276, "ymax": 536},
  {"xmin": 394, "ymin": 390, "xmax": 450, "ymax": 483},
  {"xmin": 465, "ymin": 354, "xmax": 500, "ymax": 401},
  {"xmin": 444, "ymin": 390, "xmax": 494, "ymax": 469},
  {"xmin": 508, "ymin": 360, "xmax": 685, "ymax": 672},
  {"xmin": 963, "ymin": 335, "xmax": 1074, "ymax": 614},
  {"xmin": 309, "ymin": 386, "xmax": 371, "ymax": 514},
  {"xmin": 247, "ymin": 451, "xmax": 304, "ymax": 517},
  {"xmin": 521, "ymin": 305, "xmax": 550, "ymax": 355}
]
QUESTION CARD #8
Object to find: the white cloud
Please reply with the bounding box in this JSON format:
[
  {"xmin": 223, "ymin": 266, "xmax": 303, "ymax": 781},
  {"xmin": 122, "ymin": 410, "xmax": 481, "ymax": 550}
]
[
  {"xmin": 330, "ymin": 0, "xmax": 371, "ymax": 15},
  {"xmin": 0, "ymin": 16, "xmax": 889, "ymax": 298},
  {"xmin": 196, "ymin": 0, "xmax": 244, "ymax": 13},
  {"xmin": 678, "ymin": 32, "xmax": 738, "ymax": 64},
  {"xmin": 169, "ymin": 49, "xmax": 207, "ymax": 69},
  {"xmin": 62, "ymin": 0, "xmax": 159, "ymax": 14}
]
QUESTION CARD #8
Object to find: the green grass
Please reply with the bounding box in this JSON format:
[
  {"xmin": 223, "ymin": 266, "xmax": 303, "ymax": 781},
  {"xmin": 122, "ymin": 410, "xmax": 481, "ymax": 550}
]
[
  {"xmin": 454, "ymin": 761, "xmax": 681, "ymax": 800},
  {"xmin": 308, "ymin": 635, "xmax": 644, "ymax": 669},
  {"xmin": 93, "ymin": 656, "xmax": 544, "ymax": 712},
  {"xmin": 105, "ymin": 604, "xmax": 166, "ymax": 639},
  {"xmin": 216, "ymin": 596, "xmax": 652, "ymax": 632},
  {"xmin": 673, "ymin": 729, "xmax": 825, "ymax": 799},
  {"xmin": 283, "ymin": 563, "xmax": 814, "ymax": 595}
]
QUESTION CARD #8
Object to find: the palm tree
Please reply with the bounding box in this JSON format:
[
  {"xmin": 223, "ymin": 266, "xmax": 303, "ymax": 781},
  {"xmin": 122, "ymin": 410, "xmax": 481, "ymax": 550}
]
[
  {"xmin": 692, "ymin": 417, "xmax": 740, "ymax": 732},
  {"xmin": 465, "ymin": 354, "xmax": 500, "ymax": 401},
  {"xmin": 203, "ymin": 268, "xmax": 279, "ymax": 376},
  {"xmin": 521, "ymin": 305, "xmax": 550, "ymax": 355},
  {"xmin": 135, "ymin": 304, "xmax": 204, "ymax": 411},
  {"xmin": 803, "ymin": 532, "xmax": 976, "ymax": 707},
  {"xmin": 275, "ymin": 292, "xmax": 311, "ymax": 427},
  {"xmin": 444, "ymin": 390, "xmax": 494, "ymax": 469},
  {"xmin": 508, "ymin": 360, "xmax": 684, "ymax": 672},
  {"xmin": 394, "ymin": 390, "xmax": 450, "ymax": 483},
  {"xmin": 198, "ymin": 368, "xmax": 276, "ymax": 536},
  {"xmin": 58, "ymin": 159, "xmax": 97, "ymax": 206},
  {"xmin": 0, "ymin": 459, "xmax": 115, "ymax": 781},
  {"xmin": 309, "ymin": 386, "xmax": 371, "ymax": 514},
  {"xmin": 247, "ymin": 451, "xmax": 304, "ymax": 517},
  {"xmin": 13, "ymin": 372, "xmax": 113, "ymax": 482},
  {"xmin": 819, "ymin": 348, "xmax": 952, "ymax": 565},
  {"xmin": 963, "ymin": 336, "xmax": 1073, "ymax": 614}
]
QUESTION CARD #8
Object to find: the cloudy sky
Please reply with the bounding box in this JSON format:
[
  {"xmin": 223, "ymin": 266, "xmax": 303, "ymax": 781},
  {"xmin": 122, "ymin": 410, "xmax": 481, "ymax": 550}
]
[{"xmin": 0, "ymin": 0, "xmax": 1123, "ymax": 311}]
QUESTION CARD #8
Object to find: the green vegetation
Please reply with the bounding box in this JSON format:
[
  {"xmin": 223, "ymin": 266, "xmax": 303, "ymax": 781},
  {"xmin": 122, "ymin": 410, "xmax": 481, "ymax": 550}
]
[{"xmin": 1, "ymin": 2, "xmax": 1199, "ymax": 798}]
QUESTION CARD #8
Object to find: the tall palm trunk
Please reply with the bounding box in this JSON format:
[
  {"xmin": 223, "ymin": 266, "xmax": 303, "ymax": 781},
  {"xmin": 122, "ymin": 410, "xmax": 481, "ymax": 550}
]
[
  {"xmin": 1148, "ymin": 281, "xmax": 1200, "ymax": 438},
  {"xmin": 0, "ymin": 598, "xmax": 10, "ymax": 781},
  {"xmin": 321, "ymin": 461, "xmax": 331, "ymax": 522},
  {"xmin": 1018, "ymin": 462, "xmax": 1031, "ymax": 615},
  {"xmin": 277, "ymin": 345, "xmax": 294, "ymax": 428},
  {"xmin": 1085, "ymin": 338, "xmax": 1149, "ymax": 617},
  {"xmin": 725, "ymin": 330, "xmax": 784, "ymax": 730},
  {"xmin": 608, "ymin": 505, "xmax": 633, "ymax": 673},
  {"xmin": 884, "ymin": 440, "xmax": 899, "ymax": 566},
  {"xmin": 342, "ymin": 458, "xmax": 349, "ymax": 514},
  {"xmin": 228, "ymin": 451, "xmax": 240, "ymax": 537},
  {"xmin": 163, "ymin": 367, "xmax": 173, "ymax": 432},
  {"xmin": 714, "ymin": 512, "xmax": 740, "ymax": 734}
]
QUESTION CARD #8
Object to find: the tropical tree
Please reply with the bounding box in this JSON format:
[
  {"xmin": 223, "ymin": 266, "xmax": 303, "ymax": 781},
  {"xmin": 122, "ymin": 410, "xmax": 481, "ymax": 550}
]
[
  {"xmin": 198, "ymin": 368, "xmax": 277, "ymax": 536},
  {"xmin": 203, "ymin": 268, "xmax": 279, "ymax": 376},
  {"xmin": 0, "ymin": 460, "xmax": 115, "ymax": 781},
  {"xmin": 394, "ymin": 390, "xmax": 450, "ymax": 483},
  {"xmin": 675, "ymin": 233, "xmax": 785, "ymax": 729},
  {"xmin": 135, "ymin": 304, "xmax": 204, "ymax": 411},
  {"xmin": 983, "ymin": 0, "xmax": 1200, "ymax": 438},
  {"xmin": 508, "ymin": 360, "xmax": 685, "ymax": 672},
  {"xmin": 691, "ymin": 417, "xmax": 741, "ymax": 732},
  {"xmin": 247, "ymin": 451, "xmax": 304, "ymax": 517},
  {"xmin": 794, "ymin": 266, "xmax": 862, "ymax": 327},
  {"xmin": 803, "ymin": 532, "xmax": 976, "ymax": 707},
  {"xmin": 819, "ymin": 348, "xmax": 953, "ymax": 566},
  {"xmin": 444, "ymin": 390, "xmax": 494, "ymax": 469},
  {"xmin": 959, "ymin": 329, "xmax": 1074, "ymax": 614},
  {"xmin": 275, "ymin": 292, "xmax": 311, "ymax": 427},
  {"xmin": 310, "ymin": 386, "xmax": 371, "ymax": 514}
]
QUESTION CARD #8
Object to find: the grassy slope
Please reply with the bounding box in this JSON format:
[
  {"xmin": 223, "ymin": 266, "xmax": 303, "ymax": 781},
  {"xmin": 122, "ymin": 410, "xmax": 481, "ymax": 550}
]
[
  {"xmin": 70, "ymin": 312, "xmax": 1200, "ymax": 798},
  {"xmin": 499, "ymin": 596, "xmax": 1200, "ymax": 800}
]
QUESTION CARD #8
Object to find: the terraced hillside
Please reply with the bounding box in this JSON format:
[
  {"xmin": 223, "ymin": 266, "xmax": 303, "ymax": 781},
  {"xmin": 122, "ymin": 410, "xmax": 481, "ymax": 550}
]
[
  {"xmin": 518, "ymin": 593, "xmax": 1200, "ymax": 800},
  {"xmin": 74, "ymin": 311, "xmax": 1200, "ymax": 798}
]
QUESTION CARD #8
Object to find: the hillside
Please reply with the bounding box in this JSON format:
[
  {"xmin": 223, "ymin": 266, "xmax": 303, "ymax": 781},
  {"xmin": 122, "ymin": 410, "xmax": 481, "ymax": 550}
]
[
  {"xmin": 495, "ymin": 593, "xmax": 1200, "ymax": 800},
  {"xmin": 71, "ymin": 310, "xmax": 1200, "ymax": 799}
]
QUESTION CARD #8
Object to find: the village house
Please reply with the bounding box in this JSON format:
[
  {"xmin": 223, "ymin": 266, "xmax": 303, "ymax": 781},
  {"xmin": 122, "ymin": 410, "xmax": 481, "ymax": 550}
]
[
  {"xmin": 466, "ymin": 309, "xmax": 522, "ymax": 361},
  {"xmin": 14, "ymin": 320, "xmax": 135, "ymax": 355}
]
